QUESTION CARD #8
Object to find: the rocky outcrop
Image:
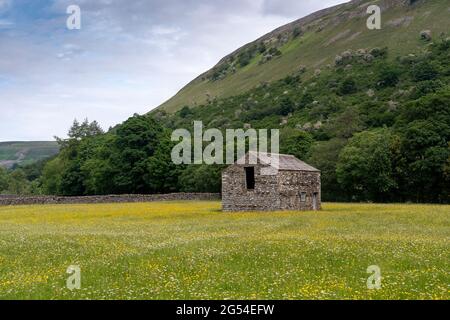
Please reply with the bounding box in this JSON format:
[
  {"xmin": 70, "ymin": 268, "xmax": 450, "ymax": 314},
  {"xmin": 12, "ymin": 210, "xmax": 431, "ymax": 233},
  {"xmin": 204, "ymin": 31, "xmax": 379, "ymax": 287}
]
[{"xmin": 420, "ymin": 30, "xmax": 432, "ymax": 41}]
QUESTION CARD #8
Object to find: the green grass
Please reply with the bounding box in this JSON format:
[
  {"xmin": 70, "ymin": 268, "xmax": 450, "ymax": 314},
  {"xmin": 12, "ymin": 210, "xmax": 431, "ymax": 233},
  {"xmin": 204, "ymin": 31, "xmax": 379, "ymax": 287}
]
[{"xmin": 0, "ymin": 201, "xmax": 448, "ymax": 300}]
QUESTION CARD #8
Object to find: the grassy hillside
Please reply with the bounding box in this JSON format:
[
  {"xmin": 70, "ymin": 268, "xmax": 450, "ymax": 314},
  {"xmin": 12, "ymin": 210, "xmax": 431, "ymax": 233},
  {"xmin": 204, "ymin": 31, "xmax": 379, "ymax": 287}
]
[
  {"xmin": 157, "ymin": 0, "xmax": 450, "ymax": 113},
  {"xmin": 21, "ymin": 0, "xmax": 448, "ymax": 202},
  {"xmin": 0, "ymin": 141, "xmax": 59, "ymax": 169},
  {"xmin": 0, "ymin": 201, "xmax": 448, "ymax": 299}
]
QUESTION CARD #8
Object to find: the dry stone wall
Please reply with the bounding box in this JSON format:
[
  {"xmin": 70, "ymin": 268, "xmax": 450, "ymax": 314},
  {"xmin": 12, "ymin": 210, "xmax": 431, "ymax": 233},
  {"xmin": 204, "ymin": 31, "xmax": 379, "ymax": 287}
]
[{"xmin": 0, "ymin": 193, "xmax": 221, "ymax": 206}]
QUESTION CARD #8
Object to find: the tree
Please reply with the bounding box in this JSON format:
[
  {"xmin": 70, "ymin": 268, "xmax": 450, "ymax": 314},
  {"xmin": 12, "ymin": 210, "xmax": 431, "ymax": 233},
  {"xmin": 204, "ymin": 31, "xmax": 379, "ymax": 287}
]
[
  {"xmin": 56, "ymin": 118, "xmax": 104, "ymax": 147},
  {"xmin": 40, "ymin": 119, "xmax": 102, "ymax": 196},
  {"xmin": 399, "ymin": 120, "xmax": 449, "ymax": 202},
  {"xmin": 7, "ymin": 169, "xmax": 30, "ymax": 195},
  {"xmin": 111, "ymin": 114, "xmax": 167, "ymax": 194},
  {"xmin": 308, "ymin": 138, "xmax": 348, "ymax": 201},
  {"xmin": 398, "ymin": 89, "xmax": 450, "ymax": 125},
  {"xmin": 21, "ymin": 158, "xmax": 49, "ymax": 182},
  {"xmin": 59, "ymin": 161, "xmax": 85, "ymax": 196},
  {"xmin": 179, "ymin": 165, "xmax": 223, "ymax": 193},
  {"xmin": 443, "ymin": 143, "xmax": 450, "ymax": 201},
  {"xmin": 299, "ymin": 92, "xmax": 313, "ymax": 106},
  {"xmin": 377, "ymin": 65, "xmax": 401, "ymax": 87},
  {"xmin": 280, "ymin": 129, "xmax": 314, "ymax": 160},
  {"xmin": 0, "ymin": 166, "xmax": 8, "ymax": 193},
  {"xmin": 338, "ymin": 77, "xmax": 357, "ymax": 95},
  {"xmin": 179, "ymin": 106, "xmax": 192, "ymax": 118},
  {"xmin": 238, "ymin": 51, "xmax": 252, "ymax": 67},
  {"xmin": 258, "ymin": 42, "xmax": 267, "ymax": 53},
  {"xmin": 336, "ymin": 129, "xmax": 397, "ymax": 201},
  {"xmin": 324, "ymin": 106, "xmax": 364, "ymax": 139},
  {"xmin": 80, "ymin": 135, "xmax": 117, "ymax": 195},
  {"xmin": 293, "ymin": 27, "xmax": 302, "ymax": 38},
  {"xmin": 68, "ymin": 118, "xmax": 104, "ymax": 140},
  {"xmin": 145, "ymin": 137, "xmax": 183, "ymax": 193},
  {"xmin": 278, "ymin": 97, "xmax": 295, "ymax": 116},
  {"xmin": 411, "ymin": 61, "xmax": 438, "ymax": 82},
  {"xmin": 395, "ymin": 90, "xmax": 450, "ymax": 202},
  {"xmin": 41, "ymin": 157, "xmax": 64, "ymax": 195}
]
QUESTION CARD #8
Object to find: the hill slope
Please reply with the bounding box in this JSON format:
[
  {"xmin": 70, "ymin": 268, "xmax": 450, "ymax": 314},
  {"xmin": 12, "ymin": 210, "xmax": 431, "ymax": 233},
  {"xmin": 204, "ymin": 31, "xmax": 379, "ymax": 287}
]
[
  {"xmin": 27, "ymin": 0, "xmax": 448, "ymax": 203},
  {"xmin": 157, "ymin": 0, "xmax": 450, "ymax": 113},
  {"xmin": 0, "ymin": 141, "xmax": 59, "ymax": 169}
]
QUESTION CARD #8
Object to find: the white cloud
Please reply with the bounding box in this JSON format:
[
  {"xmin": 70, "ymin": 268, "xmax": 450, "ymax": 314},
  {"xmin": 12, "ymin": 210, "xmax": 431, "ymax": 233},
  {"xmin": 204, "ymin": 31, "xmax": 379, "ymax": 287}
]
[{"xmin": 0, "ymin": 0, "xmax": 348, "ymax": 141}]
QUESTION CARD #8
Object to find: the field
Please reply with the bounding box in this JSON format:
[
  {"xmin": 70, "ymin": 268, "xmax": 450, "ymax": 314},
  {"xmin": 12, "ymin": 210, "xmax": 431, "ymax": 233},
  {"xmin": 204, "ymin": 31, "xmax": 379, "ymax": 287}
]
[{"xmin": 0, "ymin": 201, "xmax": 448, "ymax": 300}]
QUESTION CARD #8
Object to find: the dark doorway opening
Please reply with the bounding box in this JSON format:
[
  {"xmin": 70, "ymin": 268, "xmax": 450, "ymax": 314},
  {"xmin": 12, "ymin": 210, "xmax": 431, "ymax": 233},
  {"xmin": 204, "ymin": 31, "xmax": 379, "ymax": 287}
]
[{"xmin": 245, "ymin": 167, "xmax": 255, "ymax": 190}]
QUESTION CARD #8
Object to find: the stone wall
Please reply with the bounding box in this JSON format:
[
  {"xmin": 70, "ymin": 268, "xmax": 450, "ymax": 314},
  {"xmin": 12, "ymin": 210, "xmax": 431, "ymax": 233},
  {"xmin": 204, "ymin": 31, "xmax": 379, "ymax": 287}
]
[
  {"xmin": 222, "ymin": 163, "xmax": 281, "ymax": 211},
  {"xmin": 222, "ymin": 163, "xmax": 321, "ymax": 212},
  {"xmin": 278, "ymin": 171, "xmax": 321, "ymax": 211},
  {"xmin": 0, "ymin": 193, "xmax": 221, "ymax": 206}
]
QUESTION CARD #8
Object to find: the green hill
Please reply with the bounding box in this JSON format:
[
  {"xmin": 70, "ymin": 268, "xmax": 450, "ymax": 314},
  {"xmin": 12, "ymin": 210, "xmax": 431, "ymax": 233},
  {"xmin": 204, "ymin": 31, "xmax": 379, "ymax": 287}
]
[
  {"xmin": 156, "ymin": 0, "xmax": 450, "ymax": 113},
  {"xmin": 0, "ymin": 141, "xmax": 59, "ymax": 169},
  {"xmin": 22, "ymin": 0, "xmax": 449, "ymax": 203}
]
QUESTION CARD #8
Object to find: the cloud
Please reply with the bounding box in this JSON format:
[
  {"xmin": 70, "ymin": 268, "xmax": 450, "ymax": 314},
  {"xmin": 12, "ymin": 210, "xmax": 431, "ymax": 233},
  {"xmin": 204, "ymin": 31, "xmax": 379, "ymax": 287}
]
[{"xmin": 0, "ymin": 0, "xmax": 348, "ymax": 141}]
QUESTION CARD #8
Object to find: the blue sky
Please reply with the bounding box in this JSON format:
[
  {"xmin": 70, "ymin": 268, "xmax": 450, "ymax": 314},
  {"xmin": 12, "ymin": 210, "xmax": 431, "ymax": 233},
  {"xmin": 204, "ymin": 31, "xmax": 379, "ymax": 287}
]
[{"xmin": 0, "ymin": 0, "xmax": 347, "ymax": 141}]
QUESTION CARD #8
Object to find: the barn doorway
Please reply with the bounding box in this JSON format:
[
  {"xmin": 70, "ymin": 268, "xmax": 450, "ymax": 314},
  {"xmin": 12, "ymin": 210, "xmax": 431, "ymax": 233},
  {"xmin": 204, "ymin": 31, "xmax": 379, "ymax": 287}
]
[
  {"xmin": 244, "ymin": 167, "xmax": 255, "ymax": 190},
  {"xmin": 313, "ymin": 192, "xmax": 318, "ymax": 210}
]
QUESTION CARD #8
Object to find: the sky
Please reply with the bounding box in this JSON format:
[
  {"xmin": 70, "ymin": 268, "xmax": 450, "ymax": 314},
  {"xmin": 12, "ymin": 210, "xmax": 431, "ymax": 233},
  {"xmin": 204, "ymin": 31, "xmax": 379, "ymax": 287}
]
[{"xmin": 0, "ymin": 0, "xmax": 348, "ymax": 141}]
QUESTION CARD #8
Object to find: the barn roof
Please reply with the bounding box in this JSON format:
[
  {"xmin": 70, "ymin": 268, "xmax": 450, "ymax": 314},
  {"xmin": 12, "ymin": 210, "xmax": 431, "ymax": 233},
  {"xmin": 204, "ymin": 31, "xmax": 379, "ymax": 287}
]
[{"xmin": 240, "ymin": 151, "xmax": 320, "ymax": 172}]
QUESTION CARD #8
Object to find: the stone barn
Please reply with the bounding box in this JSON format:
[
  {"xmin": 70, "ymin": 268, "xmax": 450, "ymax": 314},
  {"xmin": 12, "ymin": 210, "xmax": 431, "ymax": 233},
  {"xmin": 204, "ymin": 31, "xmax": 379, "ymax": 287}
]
[{"xmin": 222, "ymin": 152, "xmax": 321, "ymax": 212}]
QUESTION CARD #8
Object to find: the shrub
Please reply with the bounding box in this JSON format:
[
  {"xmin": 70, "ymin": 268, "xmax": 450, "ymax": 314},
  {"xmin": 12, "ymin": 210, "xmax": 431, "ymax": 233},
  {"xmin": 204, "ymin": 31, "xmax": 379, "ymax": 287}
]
[
  {"xmin": 377, "ymin": 66, "xmax": 401, "ymax": 87},
  {"xmin": 411, "ymin": 61, "xmax": 438, "ymax": 82},
  {"xmin": 338, "ymin": 78, "xmax": 357, "ymax": 95},
  {"xmin": 179, "ymin": 106, "xmax": 192, "ymax": 118}
]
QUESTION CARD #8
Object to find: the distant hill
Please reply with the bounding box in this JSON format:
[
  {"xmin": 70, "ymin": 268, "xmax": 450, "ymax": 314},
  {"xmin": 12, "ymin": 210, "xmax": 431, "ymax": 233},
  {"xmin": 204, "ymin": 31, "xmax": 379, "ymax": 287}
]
[
  {"xmin": 0, "ymin": 141, "xmax": 59, "ymax": 169},
  {"xmin": 156, "ymin": 0, "xmax": 450, "ymax": 113}
]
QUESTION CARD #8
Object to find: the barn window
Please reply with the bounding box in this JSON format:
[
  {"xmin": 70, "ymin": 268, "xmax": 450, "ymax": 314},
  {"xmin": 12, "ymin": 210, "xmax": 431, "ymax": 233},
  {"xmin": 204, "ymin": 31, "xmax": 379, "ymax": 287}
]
[
  {"xmin": 244, "ymin": 167, "xmax": 255, "ymax": 190},
  {"xmin": 300, "ymin": 192, "xmax": 307, "ymax": 202}
]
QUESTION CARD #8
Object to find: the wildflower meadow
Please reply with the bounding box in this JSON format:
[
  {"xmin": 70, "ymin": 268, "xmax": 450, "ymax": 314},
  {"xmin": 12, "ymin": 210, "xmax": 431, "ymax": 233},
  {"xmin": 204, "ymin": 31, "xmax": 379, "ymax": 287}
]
[{"xmin": 0, "ymin": 202, "xmax": 448, "ymax": 300}]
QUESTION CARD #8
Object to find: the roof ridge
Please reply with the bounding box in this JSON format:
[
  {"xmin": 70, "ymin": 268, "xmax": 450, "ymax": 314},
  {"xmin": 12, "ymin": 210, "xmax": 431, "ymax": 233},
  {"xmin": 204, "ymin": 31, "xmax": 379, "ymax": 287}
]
[
  {"xmin": 248, "ymin": 151, "xmax": 295, "ymax": 157},
  {"xmin": 242, "ymin": 151, "xmax": 320, "ymax": 172}
]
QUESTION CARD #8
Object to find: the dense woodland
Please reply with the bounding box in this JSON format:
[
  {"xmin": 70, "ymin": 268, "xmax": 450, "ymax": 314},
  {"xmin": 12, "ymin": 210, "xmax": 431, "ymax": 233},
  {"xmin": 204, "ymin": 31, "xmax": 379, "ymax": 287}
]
[{"xmin": 1, "ymin": 39, "xmax": 449, "ymax": 203}]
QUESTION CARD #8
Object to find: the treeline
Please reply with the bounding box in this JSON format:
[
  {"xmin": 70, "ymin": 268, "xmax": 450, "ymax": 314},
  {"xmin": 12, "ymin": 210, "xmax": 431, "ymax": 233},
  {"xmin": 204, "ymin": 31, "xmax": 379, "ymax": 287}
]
[
  {"xmin": 0, "ymin": 117, "xmax": 224, "ymax": 196},
  {"xmin": 3, "ymin": 40, "xmax": 449, "ymax": 203},
  {"xmin": 0, "ymin": 165, "xmax": 39, "ymax": 195}
]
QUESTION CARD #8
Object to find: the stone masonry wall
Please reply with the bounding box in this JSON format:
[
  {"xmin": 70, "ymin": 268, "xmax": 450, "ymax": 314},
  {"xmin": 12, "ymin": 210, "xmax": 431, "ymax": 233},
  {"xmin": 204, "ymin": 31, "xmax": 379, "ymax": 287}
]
[
  {"xmin": 0, "ymin": 193, "xmax": 221, "ymax": 206},
  {"xmin": 222, "ymin": 163, "xmax": 281, "ymax": 212},
  {"xmin": 222, "ymin": 164, "xmax": 321, "ymax": 212},
  {"xmin": 278, "ymin": 171, "xmax": 321, "ymax": 211}
]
